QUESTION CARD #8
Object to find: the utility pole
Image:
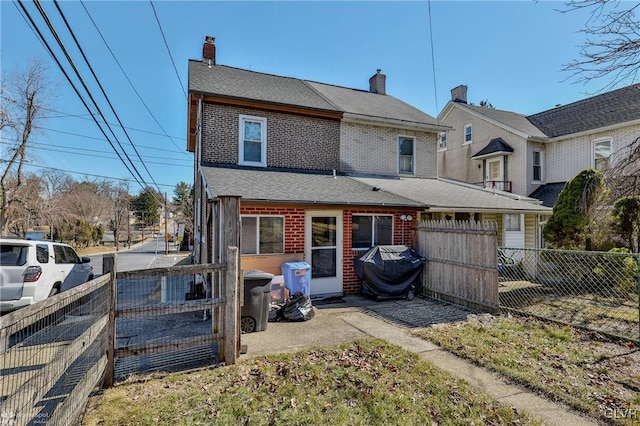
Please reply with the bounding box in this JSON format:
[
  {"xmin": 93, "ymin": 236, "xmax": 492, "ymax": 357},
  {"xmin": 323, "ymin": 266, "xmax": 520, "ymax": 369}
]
[{"xmin": 164, "ymin": 192, "xmax": 169, "ymax": 255}]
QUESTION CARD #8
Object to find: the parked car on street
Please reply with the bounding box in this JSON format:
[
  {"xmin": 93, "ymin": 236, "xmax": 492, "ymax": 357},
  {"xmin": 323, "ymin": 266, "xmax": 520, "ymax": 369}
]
[{"xmin": 0, "ymin": 238, "xmax": 94, "ymax": 313}]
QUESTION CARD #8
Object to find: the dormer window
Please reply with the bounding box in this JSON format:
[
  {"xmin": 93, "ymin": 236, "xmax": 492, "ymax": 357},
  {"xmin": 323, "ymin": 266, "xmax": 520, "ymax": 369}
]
[
  {"xmin": 239, "ymin": 115, "xmax": 267, "ymax": 167},
  {"xmin": 398, "ymin": 135, "xmax": 415, "ymax": 175},
  {"xmin": 464, "ymin": 124, "xmax": 472, "ymax": 144}
]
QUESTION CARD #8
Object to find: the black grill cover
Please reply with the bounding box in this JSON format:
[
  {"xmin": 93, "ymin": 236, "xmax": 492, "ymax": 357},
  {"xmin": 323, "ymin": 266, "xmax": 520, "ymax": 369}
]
[{"xmin": 354, "ymin": 245, "xmax": 425, "ymax": 299}]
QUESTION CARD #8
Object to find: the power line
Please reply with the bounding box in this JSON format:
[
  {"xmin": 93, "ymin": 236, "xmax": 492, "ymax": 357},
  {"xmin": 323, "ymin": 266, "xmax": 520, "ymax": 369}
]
[
  {"xmin": 0, "ymin": 138, "xmax": 192, "ymax": 165},
  {"xmin": 79, "ymin": 0, "xmax": 190, "ymax": 157},
  {"xmin": 14, "ymin": 160, "xmax": 179, "ymax": 189},
  {"xmin": 13, "ymin": 0, "xmax": 144, "ymax": 190},
  {"xmin": 31, "ymin": 125, "xmax": 188, "ymax": 154},
  {"xmin": 40, "ymin": 106, "xmax": 186, "ymax": 141},
  {"xmin": 52, "ymin": 0, "xmax": 163, "ymax": 194},
  {"xmin": 427, "ymin": 0, "xmax": 439, "ymax": 115},
  {"xmin": 149, "ymin": 0, "xmax": 187, "ymax": 98}
]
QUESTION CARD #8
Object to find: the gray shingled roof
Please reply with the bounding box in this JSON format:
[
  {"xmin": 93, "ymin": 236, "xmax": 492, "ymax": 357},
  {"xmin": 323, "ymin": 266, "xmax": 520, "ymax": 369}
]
[
  {"xmin": 188, "ymin": 60, "xmax": 444, "ymax": 128},
  {"xmin": 305, "ymin": 81, "xmax": 442, "ymax": 127},
  {"xmin": 471, "ymin": 137, "xmax": 514, "ymax": 159},
  {"xmin": 200, "ymin": 166, "xmax": 422, "ymax": 207},
  {"xmin": 459, "ymin": 104, "xmax": 548, "ymax": 138},
  {"xmin": 528, "ymin": 182, "xmax": 566, "ymax": 207},
  {"xmin": 188, "ymin": 61, "xmax": 340, "ymax": 112},
  {"xmin": 353, "ymin": 176, "xmax": 551, "ymax": 213},
  {"xmin": 526, "ymin": 83, "xmax": 640, "ymax": 138}
]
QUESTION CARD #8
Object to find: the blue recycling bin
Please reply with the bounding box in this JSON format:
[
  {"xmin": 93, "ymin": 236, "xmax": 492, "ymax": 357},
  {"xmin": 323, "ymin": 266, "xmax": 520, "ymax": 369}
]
[{"xmin": 281, "ymin": 261, "xmax": 311, "ymax": 297}]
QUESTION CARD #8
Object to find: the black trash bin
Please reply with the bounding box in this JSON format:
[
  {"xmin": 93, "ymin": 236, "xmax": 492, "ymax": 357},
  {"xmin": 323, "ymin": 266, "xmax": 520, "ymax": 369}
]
[{"xmin": 241, "ymin": 270, "xmax": 274, "ymax": 333}]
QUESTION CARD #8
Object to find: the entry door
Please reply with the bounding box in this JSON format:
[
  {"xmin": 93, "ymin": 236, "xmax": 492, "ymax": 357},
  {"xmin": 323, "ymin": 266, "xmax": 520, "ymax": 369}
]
[
  {"xmin": 305, "ymin": 211, "xmax": 343, "ymax": 296},
  {"xmin": 486, "ymin": 157, "xmax": 504, "ymax": 190}
]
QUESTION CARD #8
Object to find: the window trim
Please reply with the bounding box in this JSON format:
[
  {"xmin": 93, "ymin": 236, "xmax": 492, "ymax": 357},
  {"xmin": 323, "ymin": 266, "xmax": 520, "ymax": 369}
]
[
  {"xmin": 438, "ymin": 132, "xmax": 447, "ymax": 151},
  {"xmin": 351, "ymin": 214, "xmax": 394, "ymax": 250},
  {"xmin": 592, "ymin": 137, "xmax": 612, "ymax": 172},
  {"xmin": 463, "ymin": 124, "xmax": 473, "ymax": 144},
  {"xmin": 241, "ymin": 214, "xmax": 285, "ymax": 255},
  {"xmin": 532, "ymin": 149, "xmax": 543, "ymax": 183},
  {"xmin": 238, "ymin": 114, "xmax": 267, "ymax": 167},
  {"xmin": 398, "ymin": 135, "xmax": 416, "ymax": 175}
]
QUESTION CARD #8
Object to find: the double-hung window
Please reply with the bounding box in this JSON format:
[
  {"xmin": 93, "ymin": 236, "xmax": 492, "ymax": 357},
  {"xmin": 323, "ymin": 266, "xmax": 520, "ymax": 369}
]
[
  {"xmin": 398, "ymin": 136, "xmax": 415, "ymax": 174},
  {"xmin": 241, "ymin": 215, "xmax": 284, "ymax": 255},
  {"xmin": 439, "ymin": 132, "xmax": 447, "ymax": 150},
  {"xmin": 593, "ymin": 138, "xmax": 612, "ymax": 172},
  {"xmin": 352, "ymin": 215, "xmax": 393, "ymax": 249},
  {"xmin": 464, "ymin": 124, "xmax": 472, "ymax": 144},
  {"xmin": 532, "ymin": 150, "xmax": 543, "ymax": 182},
  {"xmin": 239, "ymin": 115, "xmax": 267, "ymax": 167}
]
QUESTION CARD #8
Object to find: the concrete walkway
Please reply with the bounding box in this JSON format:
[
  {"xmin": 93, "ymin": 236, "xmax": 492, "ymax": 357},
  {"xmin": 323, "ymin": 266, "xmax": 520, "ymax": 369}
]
[{"xmin": 240, "ymin": 295, "xmax": 598, "ymax": 426}]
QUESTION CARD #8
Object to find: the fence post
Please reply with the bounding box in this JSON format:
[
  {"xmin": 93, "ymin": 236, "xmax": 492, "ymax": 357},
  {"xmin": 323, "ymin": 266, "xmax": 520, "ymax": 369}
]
[
  {"xmin": 102, "ymin": 253, "xmax": 117, "ymax": 388},
  {"xmin": 224, "ymin": 246, "xmax": 239, "ymax": 364}
]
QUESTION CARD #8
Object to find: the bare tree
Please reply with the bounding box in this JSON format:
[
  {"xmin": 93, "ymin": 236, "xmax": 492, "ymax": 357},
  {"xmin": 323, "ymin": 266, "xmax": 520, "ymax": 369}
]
[
  {"xmin": 1, "ymin": 59, "xmax": 51, "ymax": 235},
  {"xmin": 108, "ymin": 183, "xmax": 131, "ymax": 251},
  {"xmin": 559, "ymin": 1, "xmax": 640, "ymax": 90}
]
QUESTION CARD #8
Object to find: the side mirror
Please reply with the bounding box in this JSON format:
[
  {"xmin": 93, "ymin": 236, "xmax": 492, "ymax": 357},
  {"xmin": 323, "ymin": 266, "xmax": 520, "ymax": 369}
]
[{"xmin": 81, "ymin": 256, "xmax": 91, "ymax": 264}]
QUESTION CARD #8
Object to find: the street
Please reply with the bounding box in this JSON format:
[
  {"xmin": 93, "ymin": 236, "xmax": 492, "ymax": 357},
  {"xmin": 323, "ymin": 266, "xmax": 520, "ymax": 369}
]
[{"xmin": 89, "ymin": 235, "xmax": 188, "ymax": 275}]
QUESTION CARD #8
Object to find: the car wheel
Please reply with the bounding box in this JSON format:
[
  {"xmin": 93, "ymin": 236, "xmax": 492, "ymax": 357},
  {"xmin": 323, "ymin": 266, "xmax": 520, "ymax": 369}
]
[{"xmin": 241, "ymin": 316, "xmax": 256, "ymax": 333}]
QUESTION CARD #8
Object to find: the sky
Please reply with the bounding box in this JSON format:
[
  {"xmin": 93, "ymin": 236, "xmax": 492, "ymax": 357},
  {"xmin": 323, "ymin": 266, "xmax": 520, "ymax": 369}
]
[{"xmin": 0, "ymin": 1, "xmax": 629, "ymax": 195}]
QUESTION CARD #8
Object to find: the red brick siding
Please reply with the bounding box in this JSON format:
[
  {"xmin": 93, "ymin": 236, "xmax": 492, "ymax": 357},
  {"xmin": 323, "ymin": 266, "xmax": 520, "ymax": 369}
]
[
  {"xmin": 201, "ymin": 103, "xmax": 340, "ymax": 171},
  {"xmin": 240, "ymin": 204, "xmax": 420, "ymax": 295}
]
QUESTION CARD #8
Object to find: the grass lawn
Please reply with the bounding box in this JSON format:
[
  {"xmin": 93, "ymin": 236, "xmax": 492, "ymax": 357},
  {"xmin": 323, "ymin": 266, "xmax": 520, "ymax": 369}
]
[
  {"xmin": 82, "ymin": 339, "xmax": 542, "ymax": 426},
  {"xmin": 415, "ymin": 314, "xmax": 640, "ymax": 425}
]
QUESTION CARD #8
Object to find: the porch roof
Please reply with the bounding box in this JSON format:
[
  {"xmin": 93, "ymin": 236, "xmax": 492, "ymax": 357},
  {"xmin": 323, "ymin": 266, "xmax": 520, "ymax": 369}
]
[
  {"xmin": 352, "ymin": 176, "xmax": 552, "ymax": 213},
  {"xmin": 200, "ymin": 165, "xmax": 423, "ymax": 207}
]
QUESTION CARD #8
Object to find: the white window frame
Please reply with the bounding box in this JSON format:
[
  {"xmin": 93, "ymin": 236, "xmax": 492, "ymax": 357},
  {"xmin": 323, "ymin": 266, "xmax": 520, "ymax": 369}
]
[
  {"xmin": 532, "ymin": 149, "xmax": 543, "ymax": 183},
  {"xmin": 239, "ymin": 114, "xmax": 267, "ymax": 167},
  {"xmin": 398, "ymin": 135, "xmax": 415, "ymax": 175},
  {"xmin": 438, "ymin": 132, "xmax": 447, "ymax": 151},
  {"xmin": 351, "ymin": 214, "xmax": 394, "ymax": 250},
  {"xmin": 463, "ymin": 124, "xmax": 473, "ymax": 144},
  {"xmin": 592, "ymin": 137, "xmax": 612, "ymax": 172},
  {"xmin": 241, "ymin": 215, "xmax": 284, "ymax": 255}
]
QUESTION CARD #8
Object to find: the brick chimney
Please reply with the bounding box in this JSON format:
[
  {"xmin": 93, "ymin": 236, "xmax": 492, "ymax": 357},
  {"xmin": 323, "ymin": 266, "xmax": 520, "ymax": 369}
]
[
  {"xmin": 369, "ymin": 69, "xmax": 386, "ymax": 95},
  {"xmin": 451, "ymin": 85, "xmax": 467, "ymax": 103},
  {"xmin": 203, "ymin": 36, "xmax": 216, "ymax": 65}
]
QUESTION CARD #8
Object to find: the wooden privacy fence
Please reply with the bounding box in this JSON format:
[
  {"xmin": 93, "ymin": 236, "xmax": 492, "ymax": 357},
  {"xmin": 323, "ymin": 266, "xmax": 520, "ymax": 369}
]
[
  {"xmin": 415, "ymin": 220, "xmax": 499, "ymax": 311},
  {"xmin": 0, "ymin": 247, "xmax": 239, "ymax": 426}
]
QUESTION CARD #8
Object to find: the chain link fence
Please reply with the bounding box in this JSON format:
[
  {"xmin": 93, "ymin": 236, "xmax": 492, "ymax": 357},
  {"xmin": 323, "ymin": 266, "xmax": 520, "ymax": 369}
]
[{"xmin": 498, "ymin": 247, "xmax": 639, "ymax": 342}]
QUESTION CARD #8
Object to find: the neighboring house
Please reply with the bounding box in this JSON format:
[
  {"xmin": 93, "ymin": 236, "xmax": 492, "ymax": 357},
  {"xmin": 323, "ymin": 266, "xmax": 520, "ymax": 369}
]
[
  {"xmin": 437, "ymin": 83, "xmax": 640, "ymax": 207},
  {"xmin": 187, "ymin": 37, "xmax": 550, "ymax": 297}
]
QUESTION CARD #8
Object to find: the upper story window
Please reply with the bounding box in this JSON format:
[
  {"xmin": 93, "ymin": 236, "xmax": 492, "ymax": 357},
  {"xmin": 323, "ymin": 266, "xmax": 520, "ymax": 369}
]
[
  {"xmin": 439, "ymin": 132, "xmax": 447, "ymax": 150},
  {"xmin": 464, "ymin": 124, "xmax": 472, "ymax": 144},
  {"xmin": 241, "ymin": 215, "xmax": 284, "ymax": 255},
  {"xmin": 239, "ymin": 115, "xmax": 267, "ymax": 167},
  {"xmin": 532, "ymin": 150, "xmax": 543, "ymax": 182},
  {"xmin": 398, "ymin": 136, "xmax": 415, "ymax": 174},
  {"xmin": 352, "ymin": 215, "xmax": 393, "ymax": 250},
  {"xmin": 593, "ymin": 138, "xmax": 612, "ymax": 172}
]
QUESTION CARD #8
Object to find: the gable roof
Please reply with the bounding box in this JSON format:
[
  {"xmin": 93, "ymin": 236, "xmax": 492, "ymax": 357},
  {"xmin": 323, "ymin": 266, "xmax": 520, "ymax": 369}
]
[
  {"xmin": 526, "ymin": 83, "xmax": 640, "ymax": 138},
  {"xmin": 440, "ymin": 102, "xmax": 547, "ymax": 139},
  {"xmin": 471, "ymin": 137, "xmax": 514, "ymax": 159},
  {"xmin": 305, "ymin": 81, "xmax": 446, "ymax": 130},
  {"xmin": 188, "ymin": 61, "xmax": 340, "ymax": 113},
  {"xmin": 188, "ymin": 60, "xmax": 448, "ymax": 132}
]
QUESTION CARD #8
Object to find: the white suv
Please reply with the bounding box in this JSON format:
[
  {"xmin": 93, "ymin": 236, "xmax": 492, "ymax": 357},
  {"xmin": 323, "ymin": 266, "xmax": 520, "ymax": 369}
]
[{"xmin": 0, "ymin": 239, "xmax": 94, "ymax": 313}]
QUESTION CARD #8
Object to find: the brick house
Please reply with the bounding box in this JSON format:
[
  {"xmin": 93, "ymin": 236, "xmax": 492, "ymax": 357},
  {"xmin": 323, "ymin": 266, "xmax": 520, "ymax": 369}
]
[
  {"xmin": 437, "ymin": 83, "xmax": 640, "ymax": 207},
  {"xmin": 188, "ymin": 37, "xmax": 551, "ymax": 297}
]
